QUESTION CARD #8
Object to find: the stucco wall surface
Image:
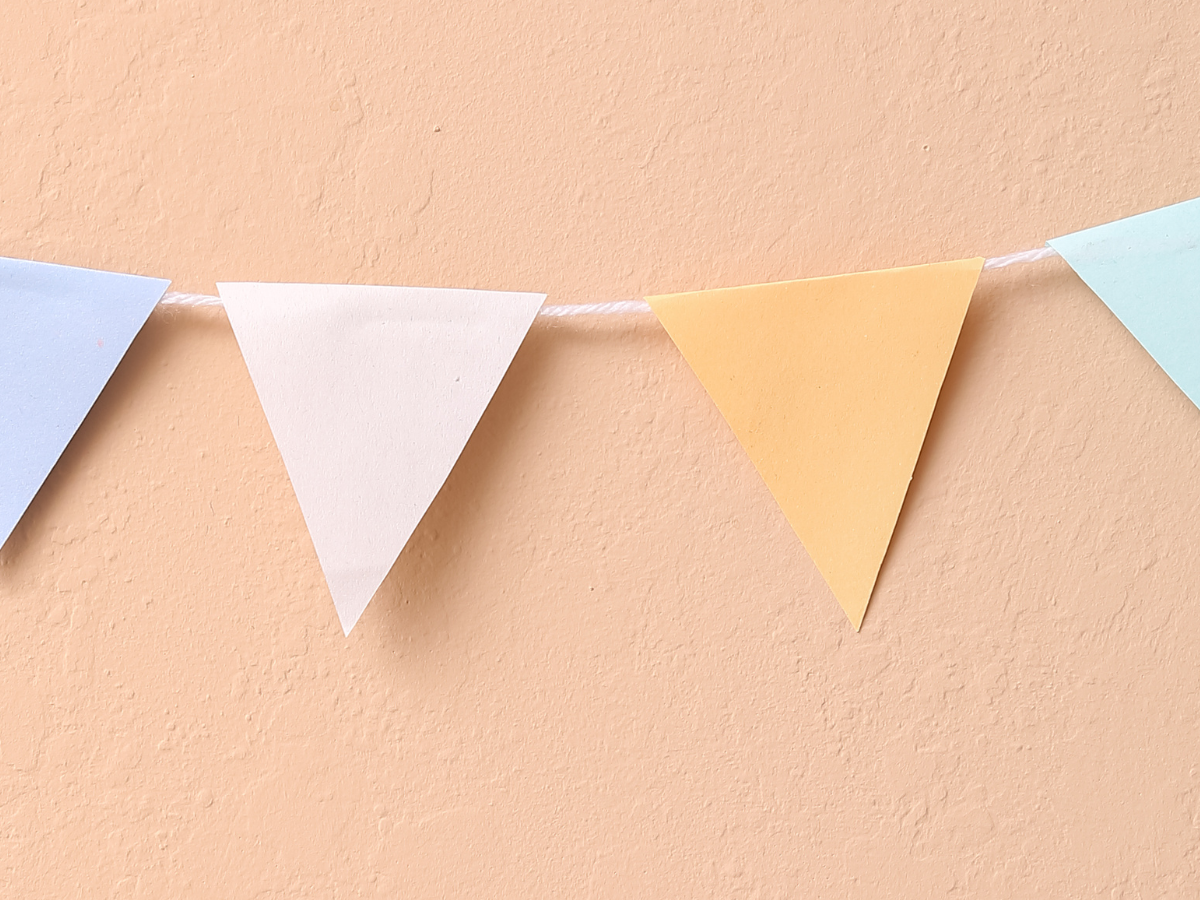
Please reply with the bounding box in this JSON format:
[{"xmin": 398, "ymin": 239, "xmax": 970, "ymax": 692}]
[{"xmin": 3, "ymin": 1, "xmax": 1200, "ymax": 896}]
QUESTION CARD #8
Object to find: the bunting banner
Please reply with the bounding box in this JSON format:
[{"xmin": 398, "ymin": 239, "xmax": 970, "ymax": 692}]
[
  {"xmin": 1050, "ymin": 196, "xmax": 1200, "ymax": 409},
  {"xmin": 2, "ymin": 196, "xmax": 1198, "ymax": 636},
  {"xmin": 647, "ymin": 259, "xmax": 983, "ymax": 628},
  {"xmin": 219, "ymin": 283, "xmax": 546, "ymax": 634},
  {"xmin": 0, "ymin": 257, "xmax": 169, "ymax": 549}
]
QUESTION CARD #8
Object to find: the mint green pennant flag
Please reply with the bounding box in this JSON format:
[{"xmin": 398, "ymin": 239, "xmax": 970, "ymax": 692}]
[{"xmin": 1049, "ymin": 197, "xmax": 1200, "ymax": 409}]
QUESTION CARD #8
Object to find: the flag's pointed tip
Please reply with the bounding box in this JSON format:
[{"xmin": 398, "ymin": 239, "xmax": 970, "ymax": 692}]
[
  {"xmin": 842, "ymin": 596, "xmax": 868, "ymax": 632},
  {"xmin": 827, "ymin": 574, "xmax": 871, "ymax": 632},
  {"xmin": 335, "ymin": 594, "xmax": 364, "ymax": 636},
  {"xmin": 1, "ymin": 519, "xmax": 20, "ymax": 553},
  {"xmin": 337, "ymin": 607, "xmax": 360, "ymax": 637},
  {"xmin": 326, "ymin": 568, "xmax": 391, "ymax": 636}
]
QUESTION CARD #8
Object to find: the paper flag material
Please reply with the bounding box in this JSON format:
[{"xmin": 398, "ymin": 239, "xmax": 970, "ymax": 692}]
[
  {"xmin": 1, "ymin": 257, "xmax": 169, "ymax": 549},
  {"xmin": 647, "ymin": 259, "xmax": 983, "ymax": 629},
  {"xmin": 1049, "ymin": 196, "xmax": 1200, "ymax": 409},
  {"xmin": 218, "ymin": 283, "xmax": 545, "ymax": 634}
]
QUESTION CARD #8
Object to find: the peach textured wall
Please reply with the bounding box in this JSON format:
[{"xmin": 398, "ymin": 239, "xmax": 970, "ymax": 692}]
[{"xmin": 3, "ymin": 1, "xmax": 1200, "ymax": 895}]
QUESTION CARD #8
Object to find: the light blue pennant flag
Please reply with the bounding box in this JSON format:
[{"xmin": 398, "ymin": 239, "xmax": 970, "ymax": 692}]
[
  {"xmin": 1049, "ymin": 196, "xmax": 1200, "ymax": 409},
  {"xmin": 1, "ymin": 257, "xmax": 169, "ymax": 548}
]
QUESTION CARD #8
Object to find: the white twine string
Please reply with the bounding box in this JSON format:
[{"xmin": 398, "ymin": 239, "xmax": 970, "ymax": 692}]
[
  {"xmin": 158, "ymin": 245, "xmax": 1061, "ymax": 315},
  {"xmin": 159, "ymin": 292, "xmax": 224, "ymax": 307},
  {"xmin": 538, "ymin": 298, "xmax": 652, "ymax": 316},
  {"xmin": 981, "ymin": 246, "xmax": 1059, "ymax": 269}
]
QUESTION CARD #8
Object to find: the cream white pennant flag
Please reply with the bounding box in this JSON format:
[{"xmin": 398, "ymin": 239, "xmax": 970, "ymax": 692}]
[{"xmin": 218, "ymin": 283, "xmax": 545, "ymax": 634}]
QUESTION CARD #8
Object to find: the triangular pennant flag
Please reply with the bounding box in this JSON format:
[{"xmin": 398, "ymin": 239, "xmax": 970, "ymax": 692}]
[
  {"xmin": 647, "ymin": 259, "xmax": 983, "ymax": 629},
  {"xmin": 1048, "ymin": 196, "xmax": 1200, "ymax": 409},
  {"xmin": 1, "ymin": 257, "xmax": 169, "ymax": 549},
  {"xmin": 218, "ymin": 283, "xmax": 545, "ymax": 634}
]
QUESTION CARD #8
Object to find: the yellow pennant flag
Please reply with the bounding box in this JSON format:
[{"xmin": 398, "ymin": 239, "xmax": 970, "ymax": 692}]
[{"xmin": 647, "ymin": 258, "xmax": 983, "ymax": 629}]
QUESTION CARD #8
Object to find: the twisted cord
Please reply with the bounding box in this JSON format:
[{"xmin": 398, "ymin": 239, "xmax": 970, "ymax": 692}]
[{"xmin": 157, "ymin": 245, "xmax": 1060, "ymax": 314}]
